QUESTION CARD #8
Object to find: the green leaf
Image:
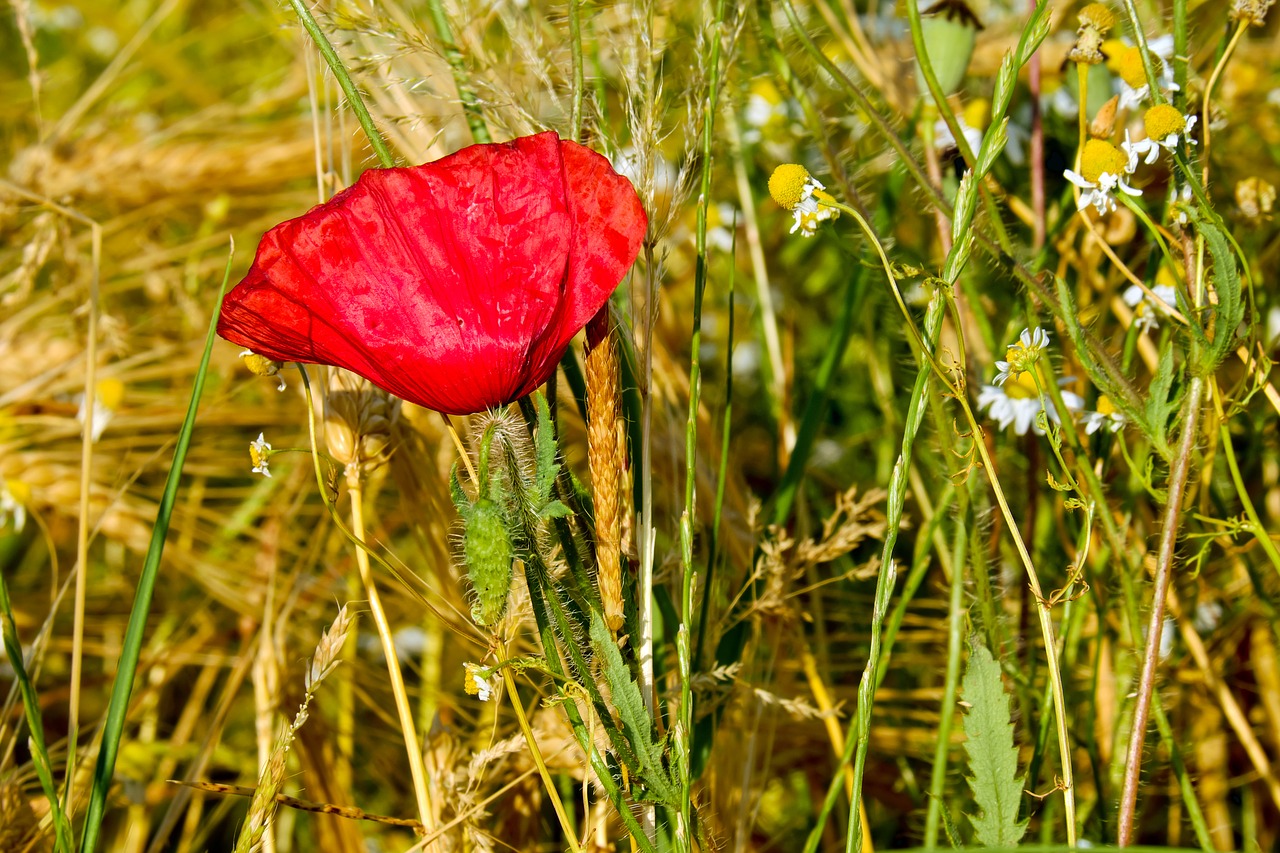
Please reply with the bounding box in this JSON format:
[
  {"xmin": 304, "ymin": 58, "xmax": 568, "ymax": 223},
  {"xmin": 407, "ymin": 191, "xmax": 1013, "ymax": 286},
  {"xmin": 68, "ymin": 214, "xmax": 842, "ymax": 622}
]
[
  {"xmin": 1196, "ymin": 213, "xmax": 1244, "ymax": 372},
  {"xmin": 588, "ymin": 610, "xmax": 678, "ymax": 805},
  {"xmin": 961, "ymin": 638, "xmax": 1028, "ymax": 846},
  {"xmin": 1144, "ymin": 337, "xmax": 1179, "ymax": 440},
  {"xmin": 533, "ymin": 391, "xmax": 559, "ymax": 507},
  {"xmin": 539, "ymin": 499, "xmax": 573, "ymax": 520}
]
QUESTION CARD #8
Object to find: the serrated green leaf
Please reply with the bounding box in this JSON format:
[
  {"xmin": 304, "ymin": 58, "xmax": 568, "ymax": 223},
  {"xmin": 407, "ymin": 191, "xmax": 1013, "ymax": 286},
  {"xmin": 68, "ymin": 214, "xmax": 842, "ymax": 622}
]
[
  {"xmin": 1196, "ymin": 214, "xmax": 1244, "ymax": 372},
  {"xmin": 588, "ymin": 610, "xmax": 679, "ymax": 805},
  {"xmin": 961, "ymin": 639, "xmax": 1028, "ymax": 846},
  {"xmin": 539, "ymin": 500, "xmax": 573, "ymax": 519},
  {"xmin": 1145, "ymin": 337, "xmax": 1179, "ymax": 440}
]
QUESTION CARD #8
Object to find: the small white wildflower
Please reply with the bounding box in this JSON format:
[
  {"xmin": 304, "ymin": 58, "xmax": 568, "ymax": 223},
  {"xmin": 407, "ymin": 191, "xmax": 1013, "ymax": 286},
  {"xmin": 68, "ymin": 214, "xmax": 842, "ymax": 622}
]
[
  {"xmin": 933, "ymin": 116, "xmax": 984, "ymax": 155},
  {"xmin": 1127, "ymin": 105, "xmax": 1198, "ymax": 164},
  {"xmin": 240, "ymin": 351, "xmax": 287, "ymax": 392},
  {"xmin": 994, "ymin": 327, "xmax": 1050, "ymax": 385},
  {"xmin": 74, "ymin": 378, "xmax": 124, "ymax": 443},
  {"xmin": 1065, "ymin": 139, "xmax": 1141, "ymax": 215},
  {"xmin": 249, "ymin": 433, "xmax": 273, "ymax": 478},
  {"xmin": 1122, "ymin": 284, "xmax": 1178, "ymax": 332},
  {"xmin": 978, "ymin": 372, "xmax": 1084, "ymax": 436},
  {"xmin": 463, "ymin": 662, "xmax": 497, "ymax": 702},
  {"xmin": 1080, "ymin": 390, "xmax": 1128, "ymax": 435},
  {"xmin": 769, "ymin": 165, "xmax": 841, "ymax": 237}
]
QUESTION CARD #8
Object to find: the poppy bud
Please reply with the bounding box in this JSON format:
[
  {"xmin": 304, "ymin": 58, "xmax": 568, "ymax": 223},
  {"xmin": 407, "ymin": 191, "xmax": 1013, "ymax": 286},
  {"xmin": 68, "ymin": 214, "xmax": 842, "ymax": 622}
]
[{"xmin": 463, "ymin": 497, "xmax": 515, "ymax": 627}]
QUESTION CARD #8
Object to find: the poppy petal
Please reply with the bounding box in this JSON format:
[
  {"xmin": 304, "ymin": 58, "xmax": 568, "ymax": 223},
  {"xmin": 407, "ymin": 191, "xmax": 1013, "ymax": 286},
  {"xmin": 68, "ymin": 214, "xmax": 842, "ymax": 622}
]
[{"xmin": 218, "ymin": 132, "xmax": 647, "ymax": 414}]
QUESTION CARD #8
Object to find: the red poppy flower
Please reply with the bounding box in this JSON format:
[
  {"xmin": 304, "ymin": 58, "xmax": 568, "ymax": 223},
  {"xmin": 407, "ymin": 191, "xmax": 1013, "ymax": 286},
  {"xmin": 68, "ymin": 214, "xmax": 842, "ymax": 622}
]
[{"xmin": 217, "ymin": 131, "xmax": 646, "ymax": 415}]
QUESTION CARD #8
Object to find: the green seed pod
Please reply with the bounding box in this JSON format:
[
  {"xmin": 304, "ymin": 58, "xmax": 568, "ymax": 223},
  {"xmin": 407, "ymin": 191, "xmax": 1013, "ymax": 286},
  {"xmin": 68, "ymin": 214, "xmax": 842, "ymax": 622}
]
[
  {"xmin": 918, "ymin": 0, "xmax": 982, "ymax": 98},
  {"xmin": 463, "ymin": 497, "xmax": 514, "ymax": 627}
]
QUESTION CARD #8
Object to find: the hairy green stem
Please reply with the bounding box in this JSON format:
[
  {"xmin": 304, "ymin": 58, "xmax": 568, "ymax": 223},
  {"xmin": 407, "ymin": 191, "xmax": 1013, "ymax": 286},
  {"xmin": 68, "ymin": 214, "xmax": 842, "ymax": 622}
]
[{"xmin": 1116, "ymin": 375, "xmax": 1205, "ymax": 844}]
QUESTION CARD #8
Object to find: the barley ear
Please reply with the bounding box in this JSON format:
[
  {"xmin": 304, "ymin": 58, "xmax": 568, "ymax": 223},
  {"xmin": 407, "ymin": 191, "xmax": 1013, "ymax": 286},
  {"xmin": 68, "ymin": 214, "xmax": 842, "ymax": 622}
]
[{"xmin": 586, "ymin": 309, "xmax": 625, "ymax": 635}]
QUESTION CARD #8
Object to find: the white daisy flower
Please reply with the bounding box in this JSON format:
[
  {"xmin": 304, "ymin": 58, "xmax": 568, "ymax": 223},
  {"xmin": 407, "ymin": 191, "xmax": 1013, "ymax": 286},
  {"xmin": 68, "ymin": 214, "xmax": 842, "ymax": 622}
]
[
  {"xmin": 1065, "ymin": 139, "xmax": 1141, "ymax": 215},
  {"xmin": 463, "ymin": 662, "xmax": 497, "ymax": 702},
  {"xmin": 249, "ymin": 432, "xmax": 273, "ymax": 478},
  {"xmin": 978, "ymin": 372, "xmax": 1084, "ymax": 436},
  {"xmin": 1081, "ymin": 395, "xmax": 1126, "ymax": 434},
  {"xmin": 1126, "ymin": 105, "xmax": 1198, "ymax": 164},
  {"xmin": 994, "ymin": 327, "xmax": 1050, "ymax": 385},
  {"xmin": 1122, "ymin": 283, "xmax": 1178, "ymax": 332},
  {"xmin": 768, "ymin": 164, "xmax": 841, "ymax": 237}
]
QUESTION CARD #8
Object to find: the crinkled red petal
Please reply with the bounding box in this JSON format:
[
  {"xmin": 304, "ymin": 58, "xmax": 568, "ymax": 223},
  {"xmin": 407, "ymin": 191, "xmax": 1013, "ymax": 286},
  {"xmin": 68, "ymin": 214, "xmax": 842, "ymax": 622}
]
[{"xmin": 217, "ymin": 131, "xmax": 646, "ymax": 415}]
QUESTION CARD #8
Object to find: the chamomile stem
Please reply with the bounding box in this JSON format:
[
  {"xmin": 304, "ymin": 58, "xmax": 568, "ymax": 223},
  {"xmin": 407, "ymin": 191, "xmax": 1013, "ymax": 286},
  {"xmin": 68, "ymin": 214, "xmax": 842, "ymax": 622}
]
[{"xmin": 501, "ymin": 669, "xmax": 583, "ymax": 853}]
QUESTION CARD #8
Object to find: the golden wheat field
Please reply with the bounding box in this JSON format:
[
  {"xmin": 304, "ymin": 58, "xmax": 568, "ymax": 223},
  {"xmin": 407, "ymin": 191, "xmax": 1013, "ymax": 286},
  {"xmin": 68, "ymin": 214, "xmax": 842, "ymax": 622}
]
[{"xmin": 1, "ymin": 0, "xmax": 1279, "ymax": 850}]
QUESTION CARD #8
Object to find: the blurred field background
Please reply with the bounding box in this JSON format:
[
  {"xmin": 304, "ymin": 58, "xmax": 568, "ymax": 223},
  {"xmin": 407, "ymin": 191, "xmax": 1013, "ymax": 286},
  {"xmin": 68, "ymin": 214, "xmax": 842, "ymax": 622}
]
[{"xmin": 1, "ymin": 0, "xmax": 1279, "ymax": 850}]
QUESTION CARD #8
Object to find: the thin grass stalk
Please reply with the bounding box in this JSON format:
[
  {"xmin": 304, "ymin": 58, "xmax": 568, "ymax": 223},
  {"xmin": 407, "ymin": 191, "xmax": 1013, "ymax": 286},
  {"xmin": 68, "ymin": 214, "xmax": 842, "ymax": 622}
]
[
  {"xmin": 80, "ymin": 246, "xmax": 233, "ymax": 853},
  {"xmin": 1115, "ymin": 375, "xmax": 1206, "ymax": 845},
  {"xmin": 0, "ymin": 556, "xmax": 73, "ymax": 851},
  {"xmin": 64, "ymin": 215, "xmax": 100, "ymax": 831},
  {"xmin": 296, "ymin": 372, "xmax": 436, "ymax": 837},
  {"xmin": 424, "ymin": 0, "xmax": 491, "ymax": 144},
  {"xmin": 288, "ymin": 0, "xmax": 395, "ymax": 169},
  {"xmin": 694, "ymin": 226, "xmax": 735, "ymax": 673},
  {"xmin": 346, "ymin": 481, "xmax": 436, "ymax": 832},
  {"xmin": 567, "ymin": 0, "xmax": 584, "ymax": 141},
  {"xmin": 1211, "ymin": 384, "xmax": 1280, "ymax": 574},
  {"xmin": 1199, "ymin": 22, "xmax": 1248, "ymax": 187},
  {"xmin": 923, "ymin": 506, "xmax": 970, "ymax": 846},
  {"xmin": 726, "ymin": 114, "xmax": 789, "ymax": 461},
  {"xmin": 677, "ymin": 2, "xmax": 727, "ymax": 843},
  {"xmin": 500, "ymin": 669, "xmax": 583, "ymax": 853}
]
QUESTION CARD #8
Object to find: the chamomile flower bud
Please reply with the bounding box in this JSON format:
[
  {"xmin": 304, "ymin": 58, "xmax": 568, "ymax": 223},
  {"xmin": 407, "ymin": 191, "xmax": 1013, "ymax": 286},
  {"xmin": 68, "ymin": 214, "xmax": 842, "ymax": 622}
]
[
  {"xmin": 240, "ymin": 350, "xmax": 287, "ymax": 392},
  {"xmin": 249, "ymin": 432, "xmax": 273, "ymax": 478}
]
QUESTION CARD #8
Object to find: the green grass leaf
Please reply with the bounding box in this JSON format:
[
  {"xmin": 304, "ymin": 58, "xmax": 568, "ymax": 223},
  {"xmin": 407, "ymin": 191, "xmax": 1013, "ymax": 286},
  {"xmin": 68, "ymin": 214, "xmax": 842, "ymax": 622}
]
[{"xmin": 962, "ymin": 638, "xmax": 1028, "ymax": 847}]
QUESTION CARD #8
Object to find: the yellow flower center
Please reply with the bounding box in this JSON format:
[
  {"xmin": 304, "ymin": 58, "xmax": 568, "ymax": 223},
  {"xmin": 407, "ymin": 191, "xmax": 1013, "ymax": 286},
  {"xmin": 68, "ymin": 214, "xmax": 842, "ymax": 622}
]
[
  {"xmin": 1078, "ymin": 3, "xmax": 1115, "ymax": 32},
  {"xmin": 1003, "ymin": 371, "xmax": 1040, "ymax": 400},
  {"xmin": 1114, "ymin": 46, "xmax": 1157, "ymax": 89},
  {"xmin": 1143, "ymin": 104, "xmax": 1185, "ymax": 140},
  {"xmin": 1080, "ymin": 139, "xmax": 1128, "ymax": 183},
  {"xmin": 241, "ymin": 351, "xmax": 283, "ymax": 378},
  {"xmin": 97, "ymin": 377, "xmax": 125, "ymax": 410},
  {"xmin": 1096, "ymin": 394, "xmax": 1117, "ymax": 416},
  {"xmin": 769, "ymin": 164, "xmax": 811, "ymax": 210}
]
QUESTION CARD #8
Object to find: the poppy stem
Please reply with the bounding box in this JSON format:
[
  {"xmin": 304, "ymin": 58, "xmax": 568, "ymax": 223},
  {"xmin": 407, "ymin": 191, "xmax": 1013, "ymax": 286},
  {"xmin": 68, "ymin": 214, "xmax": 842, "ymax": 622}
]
[{"xmin": 288, "ymin": 0, "xmax": 396, "ymax": 169}]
